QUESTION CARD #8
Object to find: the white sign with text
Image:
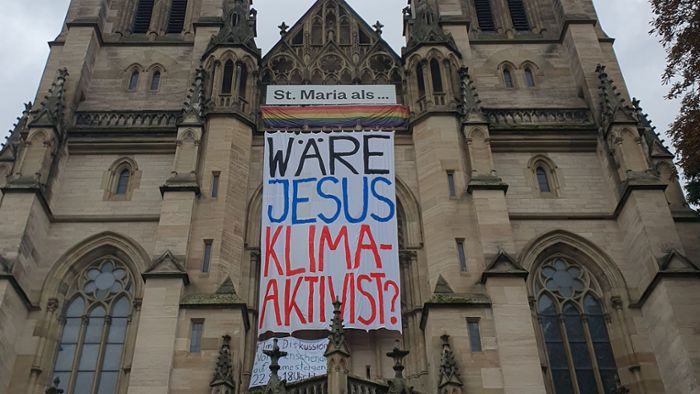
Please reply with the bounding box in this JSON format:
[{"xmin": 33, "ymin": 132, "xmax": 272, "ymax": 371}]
[
  {"xmin": 266, "ymin": 85, "xmax": 397, "ymax": 105},
  {"xmin": 249, "ymin": 337, "xmax": 329, "ymax": 388}
]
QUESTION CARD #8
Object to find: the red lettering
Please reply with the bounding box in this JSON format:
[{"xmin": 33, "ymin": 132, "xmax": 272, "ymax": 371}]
[
  {"xmin": 284, "ymin": 226, "xmax": 305, "ymax": 276},
  {"xmin": 284, "ymin": 277, "xmax": 307, "ymax": 326},
  {"xmin": 341, "ymin": 273, "xmax": 356, "ymax": 323},
  {"xmin": 319, "ymin": 276, "xmax": 326, "ymax": 322},
  {"xmin": 319, "ymin": 226, "xmax": 352, "ymax": 270},
  {"xmin": 308, "ymin": 225, "xmax": 317, "ymax": 272},
  {"xmin": 304, "ymin": 276, "xmax": 319, "ymax": 323},
  {"xmin": 354, "ymin": 224, "xmax": 383, "ymax": 269},
  {"xmin": 357, "ymin": 274, "xmax": 377, "ymax": 325},
  {"xmin": 370, "ymin": 272, "xmax": 387, "ymax": 324},
  {"xmin": 259, "ymin": 279, "xmax": 281, "ymax": 329},
  {"xmin": 264, "ymin": 226, "xmax": 284, "ymax": 277}
]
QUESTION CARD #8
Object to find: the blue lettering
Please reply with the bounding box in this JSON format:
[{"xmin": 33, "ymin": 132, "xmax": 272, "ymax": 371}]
[
  {"xmin": 317, "ymin": 177, "xmax": 342, "ymax": 224},
  {"xmin": 267, "ymin": 179, "xmax": 290, "ymax": 223},
  {"xmin": 342, "ymin": 177, "xmax": 369, "ymax": 223},
  {"xmin": 370, "ymin": 177, "xmax": 395, "ymax": 222},
  {"xmin": 292, "ymin": 178, "xmax": 318, "ymax": 224}
]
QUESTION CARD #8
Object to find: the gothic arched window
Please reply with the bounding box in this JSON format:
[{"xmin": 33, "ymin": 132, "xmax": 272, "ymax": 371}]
[
  {"xmin": 536, "ymin": 167, "xmax": 550, "ymax": 193},
  {"xmin": 128, "ymin": 70, "xmax": 140, "ymax": 91},
  {"xmin": 166, "ymin": 0, "xmax": 188, "ymax": 34},
  {"xmin": 507, "ymin": 0, "xmax": 530, "ymax": 31},
  {"xmin": 416, "ymin": 64, "xmax": 426, "ymax": 97},
  {"xmin": 222, "ymin": 60, "xmax": 234, "ymax": 94},
  {"xmin": 115, "ymin": 169, "xmax": 130, "ymax": 195},
  {"xmin": 132, "ymin": 0, "xmax": 155, "ymax": 34},
  {"xmin": 524, "ymin": 66, "xmax": 536, "ymax": 87},
  {"xmin": 503, "ymin": 67, "xmax": 514, "ymax": 88},
  {"xmin": 236, "ymin": 61, "xmax": 248, "ymax": 99},
  {"xmin": 430, "ymin": 59, "xmax": 443, "ymax": 93},
  {"xmin": 52, "ymin": 258, "xmax": 134, "ymax": 394},
  {"xmin": 535, "ymin": 258, "xmax": 618, "ymax": 394},
  {"xmin": 150, "ymin": 70, "xmax": 161, "ymax": 91}
]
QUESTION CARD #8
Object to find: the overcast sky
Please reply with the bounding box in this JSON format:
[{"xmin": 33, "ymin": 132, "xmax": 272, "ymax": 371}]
[{"xmin": 0, "ymin": 0, "xmax": 679, "ymax": 151}]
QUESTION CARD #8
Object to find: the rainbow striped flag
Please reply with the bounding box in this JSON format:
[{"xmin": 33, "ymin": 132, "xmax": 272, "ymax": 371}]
[{"xmin": 261, "ymin": 105, "xmax": 409, "ymax": 130}]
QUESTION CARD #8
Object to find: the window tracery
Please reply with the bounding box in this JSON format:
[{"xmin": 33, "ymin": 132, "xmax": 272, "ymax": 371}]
[
  {"xmin": 534, "ymin": 258, "xmax": 618, "ymax": 394},
  {"xmin": 52, "ymin": 258, "xmax": 134, "ymax": 394}
]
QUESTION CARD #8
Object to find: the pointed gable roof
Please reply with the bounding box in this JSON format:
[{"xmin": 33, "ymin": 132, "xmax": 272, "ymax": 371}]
[{"xmin": 261, "ymin": 0, "xmax": 402, "ymax": 87}]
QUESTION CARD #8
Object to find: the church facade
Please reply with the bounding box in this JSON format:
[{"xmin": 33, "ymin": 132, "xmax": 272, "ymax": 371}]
[{"xmin": 0, "ymin": 0, "xmax": 699, "ymax": 393}]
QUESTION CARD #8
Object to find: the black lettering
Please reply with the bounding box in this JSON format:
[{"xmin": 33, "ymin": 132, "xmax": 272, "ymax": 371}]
[
  {"xmin": 366, "ymin": 92, "xmax": 375, "ymax": 99},
  {"xmin": 363, "ymin": 135, "xmax": 390, "ymax": 175},
  {"xmin": 274, "ymin": 90, "xmax": 285, "ymax": 100},
  {"xmin": 295, "ymin": 139, "xmax": 327, "ymax": 176},
  {"xmin": 268, "ymin": 136, "xmax": 295, "ymax": 177},
  {"xmin": 301, "ymin": 90, "xmax": 315, "ymax": 100},
  {"xmin": 329, "ymin": 136, "xmax": 360, "ymax": 175}
]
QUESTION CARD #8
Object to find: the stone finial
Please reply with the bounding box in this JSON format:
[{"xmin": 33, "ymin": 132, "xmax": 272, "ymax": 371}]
[
  {"xmin": 438, "ymin": 335, "xmax": 463, "ymax": 391},
  {"xmin": 29, "ymin": 68, "xmax": 68, "ymax": 129},
  {"xmin": 181, "ymin": 66, "xmax": 209, "ymax": 124},
  {"xmin": 210, "ymin": 335, "xmax": 236, "ymax": 393},
  {"xmin": 278, "ymin": 22, "xmax": 289, "ymax": 35},
  {"xmin": 262, "ymin": 339, "xmax": 288, "ymax": 394},
  {"xmin": 458, "ymin": 67, "xmax": 483, "ymax": 121},
  {"xmin": 596, "ymin": 64, "xmax": 635, "ymax": 129},
  {"xmin": 373, "ymin": 21, "xmax": 384, "ymax": 35},
  {"xmin": 386, "ymin": 342, "xmax": 413, "ymax": 393},
  {"xmin": 405, "ymin": 0, "xmax": 460, "ymax": 56},
  {"xmin": 206, "ymin": 0, "xmax": 259, "ymax": 55},
  {"xmin": 325, "ymin": 299, "xmax": 350, "ymax": 357},
  {"xmin": 45, "ymin": 377, "xmax": 64, "ymax": 394}
]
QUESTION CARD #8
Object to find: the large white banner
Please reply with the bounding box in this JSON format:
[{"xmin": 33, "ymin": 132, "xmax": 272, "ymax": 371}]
[
  {"xmin": 266, "ymin": 85, "xmax": 397, "ymax": 106},
  {"xmin": 249, "ymin": 337, "xmax": 329, "ymax": 387},
  {"xmin": 259, "ymin": 131, "xmax": 401, "ymax": 334}
]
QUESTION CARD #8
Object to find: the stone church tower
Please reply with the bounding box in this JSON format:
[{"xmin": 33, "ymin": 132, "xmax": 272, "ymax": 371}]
[{"xmin": 0, "ymin": 0, "xmax": 698, "ymax": 393}]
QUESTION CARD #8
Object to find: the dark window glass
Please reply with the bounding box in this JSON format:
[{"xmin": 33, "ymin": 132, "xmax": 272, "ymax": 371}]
[
  {"xmin": 524, "ymin": 67, "xmax": 535, "ymax": 87},
  {"xmin": 416, "ymin": 64, "xmax": 426, "ymax": 97},
  {"xmin": 52, "ymin": 259, "xmax": 132, "ymax": 394},
  {"xmin": 190, "ymin": 321, "xmax": 204, "ymax": 352},
  {"xmin": 339, "ymin": 18, "xmax": 351, "ymax": 45},
  {"xmin": 456, "ymin": 239, "xmax": 467, "ymax": 272},
  {"xmin": 132, "ymin": 0, "xmax": 155, "ymax": 33},
  {"xmin": 222, "ymin": 60, "xmax": 234, "ymax": 94},
  {"xmin": 211, "ymin": 173, "xmax": 220, "ymax": 198},
  {"xmin": 467, "ymin": 319, "xmax": 482, "ymax": 351},
  {"xmin": 503, "ymin": 68, "xmax": 514, "ymax": 88},
  {"xmin": 536, "ymin": 167, "xmax": 551, "ymax": 193},
  {"xmin": 311, "ymin": 19, "xmax": 323, "ymax": 45},
  {"xmin": 359, "ymin": 29, "xmax": 371, "ymax": 45},
  {"xmin": 474, "ymin": 0, "xmax": 496, "ymax": 32},
  {"xmin": 536, "ymin": 259, "xmax": 620, "ymax": 394},
  {"xmin": 237, "ymin": 62, "xmax": 248, "ymax": 98},
  {"xmin": 128, "ymin": 71, "xmax": 140, "ymax": 91},
  {"xmin": 202, "ymin": 240, "xmax": 213, "ymax": 272},
  {"xmin": 430, "ymin": 59, "xmax": 443, "ymax": 93},
  {"xmin": 507, "ymin": 0, "xmax": 530, "ymax": 31},
  {"xmin": 291, "ymin": 30, "xmax": 304, "ymax": 46},
  {"xmin": 167, "ymin": 0, "xmax": 188, "ymax": 33},
  {"xmin": 116, "ymin": 169, "xmax": 130, "ymax": 195},
  {"xmin": 447, "ymin": 171, "xmax": 456, "ymax": 197},
  {"xmin": 150, "ymin": 71, "xmax": 161, "ymax": 91}
]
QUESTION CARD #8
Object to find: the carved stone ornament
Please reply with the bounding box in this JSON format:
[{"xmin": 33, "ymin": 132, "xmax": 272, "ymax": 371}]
[
  {"xmin": 181, "ymin": 66, "xmax": 209, "ymax": 125},
  {"xmin": 206, "ymin": 0, "xmax": 259, "ymax": 56},
  {"xmin": 210, "ymin": 335, "xmax": 236, "ymax": 393},
  {"xmin": 386, "ymin": 343, "xmax": 414, "ymax": 394},
  {"xmin": 30, "ymin": 68, "xmax": 68, "ymax": 130},
  {"xmin": 438, "ymin": 334, "xmax": 463, "ymax": 390},
  {"xmin": 142, "ymin": 250, "xmax": 190, "ymax": 284},
  {"xmin": 405, "ymin": 0, "xmax": 460, "ymax": 56},
  {"xmin": 261, "ymin": 339, "xmax": 288, "ymax": 394},
  {"xmin": 325, "ymin": 299, "xmax": 350, "ymax": 357}
]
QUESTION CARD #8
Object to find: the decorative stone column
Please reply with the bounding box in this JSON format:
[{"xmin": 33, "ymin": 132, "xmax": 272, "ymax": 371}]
[{"xmin": 325, "ymin": 300, "xmax": 350, "ymax": 394}]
